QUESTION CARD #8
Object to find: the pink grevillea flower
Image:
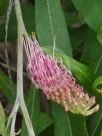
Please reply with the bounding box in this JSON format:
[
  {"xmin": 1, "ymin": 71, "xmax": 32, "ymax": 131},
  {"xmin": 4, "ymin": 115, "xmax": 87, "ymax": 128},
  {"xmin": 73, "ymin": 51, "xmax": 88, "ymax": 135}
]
[{"xmin": 23, "ymin": 35, "xmax": 99, "ymax": 116}]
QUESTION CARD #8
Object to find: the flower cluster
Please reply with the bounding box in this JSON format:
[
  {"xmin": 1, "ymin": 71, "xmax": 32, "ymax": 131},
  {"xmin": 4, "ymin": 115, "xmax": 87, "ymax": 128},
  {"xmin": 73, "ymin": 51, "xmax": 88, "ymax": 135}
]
[{"xmin": 23, "ymin": 34, "xmax": 99, "ymax": 116}]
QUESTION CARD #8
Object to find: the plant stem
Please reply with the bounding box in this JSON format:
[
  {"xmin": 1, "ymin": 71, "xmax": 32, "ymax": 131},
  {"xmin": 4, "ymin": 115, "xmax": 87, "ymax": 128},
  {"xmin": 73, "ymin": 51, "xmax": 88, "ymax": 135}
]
[{"xmin": 7, "ymin": 0, "xmax": 35, "ymax": 136}]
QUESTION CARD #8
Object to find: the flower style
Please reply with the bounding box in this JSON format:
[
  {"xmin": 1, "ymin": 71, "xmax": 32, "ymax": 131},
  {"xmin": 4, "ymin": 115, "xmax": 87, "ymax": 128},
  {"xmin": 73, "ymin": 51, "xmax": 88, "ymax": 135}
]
[{"xmin": 23, "ymin": 34, "xmax": 99, "ymax": 116}]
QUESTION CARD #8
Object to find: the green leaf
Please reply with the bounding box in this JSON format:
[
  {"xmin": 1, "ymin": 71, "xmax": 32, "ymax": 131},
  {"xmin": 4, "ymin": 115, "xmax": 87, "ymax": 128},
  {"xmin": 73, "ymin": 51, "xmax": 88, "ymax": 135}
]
[
  {"xmin": 70, "ymin": 0, "xmax": 102, "ymax": 45},
  {"xmin": 87, "ymin": 102, "xmax": 102, "ymax": 136},
  {"xmin": 35, "ymin": 0, "xmax": 72, "ymax": 56},
  {"xmin": 21, "ymin": 85, "xmax": 40, "ymax": 136},
  {"xmin": 38, "ymin": 112, "xmax": 53, "ymax": 134},
  {"xmin": 68, "ymin": 112, "xmax": 88, "ymax": 136},
  {"xmin": 65, "ymin": 11, "xmax": 82, "ymax": 27},
  {"xmin": 0, "ymin": 103, "xmax": 5, "ymax": 127},
  {"xmin": 93, "ymin": 76, "xmax": 102, "ymax": 94},
  {"xmin": 86, "ymin": 76, "xmax": 102, "ymax": 136},
  {"xmin": 100, "ymin": 130, "xmax": 102, "ymax": 136},
  {"xmin": 70, "ymin": 0, "xmax": 102, "ymax": 31},
  {"xmin": 51, "ymin": 102, "xmax": 72, "ymax": 136},
  {"xmin": 0, "ymin": 2, "xmax": 35, "ymax": 41},
  {"xmin": 0, "ymin": 69, "xmax": 15, "ymax": 102},
  {"xmin": 86, "ymin": 75, "xmax": 102, "ymax": 136},
  {"xmin": 93, "ymin": 119, "xmax": 102, "ymax": 136},
  {"xmin": 97, "ymin": 28, "xmax": 102, "ymax": 46},
  {"xmin": 0, "ymin": 0, "xmax": 7, "ymax": 16},
  {"xmin": 0, "ymin": 103, "xmax": 8, "ymax": 136},
  {"xmin": 51, "ymin": 102, "xmax": 88, "ymax": 136},
  {"xmin": 69, "ymin": 26, "xmax": 88, "ymax": 51},
  {"xmin": 80, "ymin": 30, "xmax": 102, "ymax": 76}
]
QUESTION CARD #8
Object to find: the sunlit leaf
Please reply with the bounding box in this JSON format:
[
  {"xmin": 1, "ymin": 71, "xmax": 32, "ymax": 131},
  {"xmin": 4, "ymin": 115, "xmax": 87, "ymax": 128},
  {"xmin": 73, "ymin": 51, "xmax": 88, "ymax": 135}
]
[{"xmin": 0, "ymin": 103, "xmax": 8, "ymax": 136}]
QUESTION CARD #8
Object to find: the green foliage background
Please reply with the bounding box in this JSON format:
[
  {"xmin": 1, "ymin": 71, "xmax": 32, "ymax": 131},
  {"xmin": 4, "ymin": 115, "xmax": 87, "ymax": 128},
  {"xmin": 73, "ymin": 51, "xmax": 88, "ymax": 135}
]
[{"xmin": 0, "ymin": 0, "xmax": 102, "ymax": 136}]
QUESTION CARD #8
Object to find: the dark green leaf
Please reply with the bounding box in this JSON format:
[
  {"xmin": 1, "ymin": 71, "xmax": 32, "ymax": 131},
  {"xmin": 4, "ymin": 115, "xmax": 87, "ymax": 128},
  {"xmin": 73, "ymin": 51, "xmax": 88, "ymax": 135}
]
[
  {"xmin": 87, "ymin": 102, "xmax": 102, "ymax": 136},
  {"xmin": 0, "ymin": 69, "xmax": 15, "ymax": 102},
  {"xmin": 0, "ymin": 0, "xmax": 8, "ymax": 16},
  {"xmin": 38, "ymin": 112, "xmax": 53, "ymax": 134},
  {"xmin": 87, "ymin": 76, "xmax": 102, "ymax": 136},
  {"xmin": 70, "ymin": 0, "xmax": 102, "ymax": 31},
  {"xmin": 51, "ymin": 102, "xmax": 72, "ymax": 136},
  {"xmin": 0, "ymin": 3, "xmax": 35, "ymax": 41},
  {"xmin": 80, "ymin": 30, "xmax": 102, "ymax": 76},
  {"xmin": 68, "ymin": 112, "xmax": 88, "ymax": 136},
  {"xmin": 70, "ymin": 0, "xmax": 102, "ymax": 45},
  {"xmin": 51, "ymin": 102, "xmax": 88, "ymax": 136},
  {"xmin": 69, "ymin": 25, "xmax": 88, "ymax": 50},
  {"xmin": 65, "ymin": 11, "xmax": 82, "ymax": 27}
]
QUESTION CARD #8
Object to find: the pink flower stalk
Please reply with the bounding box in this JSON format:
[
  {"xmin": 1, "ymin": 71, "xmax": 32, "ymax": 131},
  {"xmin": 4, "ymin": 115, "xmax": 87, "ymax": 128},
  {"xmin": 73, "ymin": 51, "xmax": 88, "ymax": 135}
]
[{"xmin": 23, "ymin": 34, "xmax": 99, "ymax": 116}]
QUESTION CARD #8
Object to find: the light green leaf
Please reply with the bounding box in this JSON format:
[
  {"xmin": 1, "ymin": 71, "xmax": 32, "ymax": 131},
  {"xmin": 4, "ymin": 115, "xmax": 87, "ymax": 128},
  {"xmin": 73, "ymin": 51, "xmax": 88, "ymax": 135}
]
[
  {"xmin": 0, "ymin": 103, "xmax": 8, "ymax": 136},
  {"xmin": 35, "ymin": 0, "xmax": 72, "ymax": 56}
]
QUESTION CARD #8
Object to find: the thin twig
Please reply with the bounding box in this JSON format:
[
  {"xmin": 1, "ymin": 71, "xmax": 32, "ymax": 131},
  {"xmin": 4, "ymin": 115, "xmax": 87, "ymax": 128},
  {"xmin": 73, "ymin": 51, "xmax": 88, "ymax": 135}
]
[
  {"xmin": 0, "ymin": 61, "xmax": 29, "ymax": 78},
  {"xmin": 5, "ymin": 0, "xmax": 14, "ymax": 97}
]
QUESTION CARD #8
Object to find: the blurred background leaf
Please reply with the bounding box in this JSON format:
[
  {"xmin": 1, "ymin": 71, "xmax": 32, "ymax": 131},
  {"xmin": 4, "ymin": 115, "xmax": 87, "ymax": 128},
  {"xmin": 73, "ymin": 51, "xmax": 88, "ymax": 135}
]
[
  {"xmin": 0, "ymin": 2, "xmax": 35, "ymax": 41},
  {"xmin": 80, "ymin": 30, "xmax": 102, "ymax": 76},
  {"xmin": 70, "ymin": 0, "xmax": 102, "ymax": 45},
  {"xmin": 0, "ymin": 69, "xmax": 15, "ymax": 102},
  {"xmin": 38, "ymin": 112, "xmax": 53, "ymax": 134},
  {"xmin": 0, "ymin": 0, "xmax": 7, "ymax": 16},
  {"xmin": 21, "ymin": 85, "xmax": 40, "ymax": 136},
  {"xmin": 70, "ymin": 0, "xmax": 102, "ymax": 31}
]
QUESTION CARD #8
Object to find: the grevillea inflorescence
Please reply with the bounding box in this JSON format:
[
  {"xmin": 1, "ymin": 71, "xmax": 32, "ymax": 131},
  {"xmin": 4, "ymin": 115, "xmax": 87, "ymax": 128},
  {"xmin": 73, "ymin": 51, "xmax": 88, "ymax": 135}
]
[{"xmin": 23, "ymin": 34, "xmax": 99, "ymax": 116}]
